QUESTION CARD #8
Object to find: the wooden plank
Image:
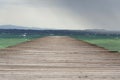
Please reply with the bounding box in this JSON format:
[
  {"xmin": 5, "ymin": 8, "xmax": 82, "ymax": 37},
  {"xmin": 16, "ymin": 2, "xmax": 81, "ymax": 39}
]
[{"xmin": 0, "ymin": 36, "xmax": 120, "ymax": 80}]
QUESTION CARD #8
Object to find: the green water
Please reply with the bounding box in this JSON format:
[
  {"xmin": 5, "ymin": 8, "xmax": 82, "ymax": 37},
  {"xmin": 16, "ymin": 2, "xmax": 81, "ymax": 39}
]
[
  {"xmin": 0, "ymin": 38, "xmax": 29, "ymax": 48},
  {"xmin": 71, "ymin": 35, "xmax": 120, "ymax": 52},
  {"xmin": 0, "ymin": 34, "xmax": 46, "ymax": 49},
  {"xmin": 0, "ymin": 33, "xmax": 120, "ymax": 52}
]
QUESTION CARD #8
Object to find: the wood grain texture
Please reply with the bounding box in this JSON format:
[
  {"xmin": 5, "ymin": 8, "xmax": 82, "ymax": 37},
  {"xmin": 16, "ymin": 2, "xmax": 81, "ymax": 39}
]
[{"xmin": 0, "ymin": 36, "xmax": 120, "ymax": 80}]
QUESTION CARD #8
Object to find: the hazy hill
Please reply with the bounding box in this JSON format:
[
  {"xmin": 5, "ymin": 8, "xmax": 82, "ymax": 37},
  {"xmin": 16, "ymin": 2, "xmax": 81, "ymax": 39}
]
[
  {"xmin": 85, "ymin": 29, "xmax": 120, "ymax": 34},
  {"xmin": 0, "ymin": 25, "xmax": 120, "ymax": 35},
  {"xmin": 0, "ymin": 25, "xmax": 44, "ymax": 30}
]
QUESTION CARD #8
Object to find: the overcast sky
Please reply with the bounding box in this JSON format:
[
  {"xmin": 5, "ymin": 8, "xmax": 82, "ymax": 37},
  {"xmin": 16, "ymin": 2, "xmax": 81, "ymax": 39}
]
[{"xmin": 0, "ymin": 0, "xmax": 120, "ymax": 30}]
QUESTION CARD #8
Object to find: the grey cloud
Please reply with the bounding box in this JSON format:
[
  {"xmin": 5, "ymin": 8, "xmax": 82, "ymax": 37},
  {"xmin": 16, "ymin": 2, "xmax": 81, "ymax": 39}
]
[
  {"xmin": 54, "ymin": 0, "xmax": 120, "ymax": 29},
  {"xmin": 0, "ymin": 0, "xmax": 120, "ymax": 30},
  {"xmin": 24, "ymin": 0, "xmax": 57, "ymax": 7}
]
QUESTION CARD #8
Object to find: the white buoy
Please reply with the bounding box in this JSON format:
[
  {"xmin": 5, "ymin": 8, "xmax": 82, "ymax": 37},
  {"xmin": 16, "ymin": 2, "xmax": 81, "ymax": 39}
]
[{"xmin": 22, "ymin": 34, "xmax": 26, "ymax": 37}]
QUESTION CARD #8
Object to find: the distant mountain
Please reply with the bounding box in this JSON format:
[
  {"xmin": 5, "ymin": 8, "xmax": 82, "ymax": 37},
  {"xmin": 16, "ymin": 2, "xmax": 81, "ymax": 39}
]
[
  {"xmin": 0, "ymin": 25, "xmax": 120, "ymax": 34},
  {"xmin": 85, "ymin": 29, "xmax": 106, "ymax": 32},
  {"xmin": 85, "ymin": 29, "xmax": 120, "ymax": 34},
  {"xmin": 0, "ymin": 25, "xmax": 45, "ymax": 30}
]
